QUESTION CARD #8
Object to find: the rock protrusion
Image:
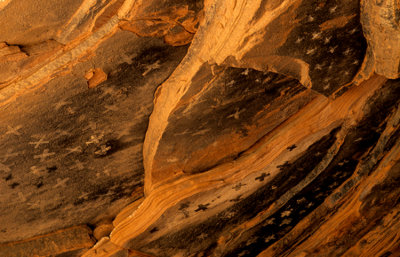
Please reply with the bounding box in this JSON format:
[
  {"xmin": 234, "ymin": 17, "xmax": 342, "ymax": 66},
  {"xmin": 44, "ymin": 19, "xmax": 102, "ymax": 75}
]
[{"xmin": 85, "ymin": 68, "xmax": 108, "ymax": 88}]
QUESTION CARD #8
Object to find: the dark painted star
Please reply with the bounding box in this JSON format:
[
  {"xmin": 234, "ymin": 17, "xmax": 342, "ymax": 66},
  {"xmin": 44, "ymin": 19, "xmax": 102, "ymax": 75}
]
[{"xmin": 195, "ymin": 203, "xmax": 210, "ymax": 212}]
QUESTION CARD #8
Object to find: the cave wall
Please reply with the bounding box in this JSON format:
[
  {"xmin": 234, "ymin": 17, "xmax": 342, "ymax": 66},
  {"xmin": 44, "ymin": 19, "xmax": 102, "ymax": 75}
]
[{"xmin": 0, "ymin": 0, "xmax": 399, "ymax": 256}]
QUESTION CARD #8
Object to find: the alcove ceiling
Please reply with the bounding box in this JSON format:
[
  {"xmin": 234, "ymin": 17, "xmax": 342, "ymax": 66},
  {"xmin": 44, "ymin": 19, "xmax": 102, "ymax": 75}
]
[{"xmin": 0, "ymin": 0, "xmax": 399, "ymax": 256}]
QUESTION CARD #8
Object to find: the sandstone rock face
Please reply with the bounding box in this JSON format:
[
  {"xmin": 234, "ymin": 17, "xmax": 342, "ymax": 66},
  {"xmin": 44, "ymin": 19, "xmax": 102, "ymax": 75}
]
[
  {"xmin": 145, "ymin": 65, "xmax": 317, "ymax": 187},
  {"xmin": 115, "ymin": 74, "xmax": 400, "ymax": 257},
  {"xmin": 0, "ymin": 31, "xmax": 188, "ymax": 243},
  {"xmin": 0, "ymin": 226, "xmax": 94, "ymax": 257},
  {"xmin": 0, "ymin": 0, "xmax": 400, "ymax": 256},
  {"xmin": 119, "ymin": 0, "xmax": 203, "ymax": 46},
  {"xmin": 0, "ymin": 0, "xmax": 84, "ymax": 45},
  {"xmin": 358, "ymin": 0, "xmax": 400, "ymax": 80}
]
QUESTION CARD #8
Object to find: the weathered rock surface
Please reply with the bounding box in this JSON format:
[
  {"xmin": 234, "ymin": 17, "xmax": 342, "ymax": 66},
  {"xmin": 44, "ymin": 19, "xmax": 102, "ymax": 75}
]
[
  {"xmin": 0, "ymin": 30, "xmax": 188, "ymax": 243},
  {"xmin": 0, "ymin": 0, "xmax": 84, "ymax": 45},
  {"xmin": 119, "ymin": 0, "xmax": 203, "ymax": 46},
  {"xmin": 145, "ymin": 65, "xmax": 317, "ymax": 189},
  {"xmin": 0, "ymin": 226, "xmax": 94, "ymax": 257},
  {"xmin": 111, "ymin": 74, "xmax": 400, "ymax": 256},
  {"xmin": 358, "ymin": 0, "xmax": 400, "ymax": 80},
  {"xmin": 0, "ymin": 0, "xmax": 400, "ymax": 256}
]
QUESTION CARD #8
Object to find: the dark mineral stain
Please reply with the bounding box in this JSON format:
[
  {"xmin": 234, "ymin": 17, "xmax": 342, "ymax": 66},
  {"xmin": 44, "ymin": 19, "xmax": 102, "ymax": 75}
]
[
  {"xmin": 73, "ymin": 183, "xmax": 118, "ymax": 206},
  {"xmin": 73, "ymin": 198, "xmax": 85, "ymax": 206},
  {"xmin": 161, "ymin": 65, "xmax": 305, "ymax": 174},
  {"xmin": 54, "ymin": 248, "xmax": 88, "ymax": 257},
  {"xmin": 255, "ymin": 173, "xmax": 269, "ymax": 182},
  {"xmin": 10, "ymin": 182, "xmax": 19, "ymax": 189},
  {"xmin": 379, "ymin": 252, "xmax": 393, "ymax": 257},
  {"xmin": 47, "ymin": 166, "xmax": 57, "ymax": 173},
  {"xmin": 108, "ymin": 185, "xmax": 136, "ymax": 202},
  {"xmin": 4, "ymin": 174, "xmax": 12, "ymax": 181},
  {"xmin": 179, "ymin": 202, "xmax": 190, "ymax": 210},
  {"xmin": 225, "ymin": 80, "xmax": 400, "ymax": 256},
  {"xmin": 135, "ymin": 46, "xmax": 185, "ymax": 76},
  {"xmin": 105, "ymin": 139, "xmax": 121, "ymax": 154},
  {"xmin": 91, "ymin": 186, "xmax": 110, "ymax": 200},
  {"xmin": 384, "ymin": 128, "xmax": 400, "ymax": 156},
  {"xmin": 0, "ymin": 38, "xmax": 188, "ymax": 243},
  {"xmin": 287, "ymin": 144, "xmax": 297, "ymax": 151},
  {"xmin": 150, "ymin": 227, "xmax": 159, "ymax": 233},
  {"xmin": 360, "ymin": 161, "xmax": 400, "ymax": 220},
  {"xmin": 277, "ymin": 161, "xmax": 291, "ymax": 171},
  {"xmin": 36, "ymin": 181, "xmax": 44, "ymax": 188},
  {"xmin": 280, "ymin": 0, "xmax": 366, "ymax": 96},
  {"xmin": 138, "ymin": 126, "xmax": 341, "ymax": 255},
  {"xmin": 179, "ymin": 202, "xmax": 190, "ymax": 218}
]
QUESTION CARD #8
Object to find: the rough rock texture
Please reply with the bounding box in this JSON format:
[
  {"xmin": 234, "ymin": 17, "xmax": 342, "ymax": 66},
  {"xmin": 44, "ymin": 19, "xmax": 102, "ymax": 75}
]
[
  {"xmin": 0, "ymin": 0, "xmax": 400, "ymax": 256},
  {"xmin": 0, "ymin": 31, "xmax": 188, "ymax": 243},
  {"xmin": 357, "ymin": 0, "xmax": 400, "ymax": 80},
  {"xmin": 0, "ymin": 226, "xmax": 94, "ymax": 257}
]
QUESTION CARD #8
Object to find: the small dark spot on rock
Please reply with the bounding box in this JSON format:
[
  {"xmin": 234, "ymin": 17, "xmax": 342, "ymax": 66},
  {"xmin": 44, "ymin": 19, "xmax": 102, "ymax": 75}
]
[
  {"xmin": 47, "ymin": 166, "xmax": 57, "ymax": 173},
  {"xmin": 4, "ymin": 174, "xmax": 12, "ymax": 181},
  {"xmin": 73, "ymin": 198, "xmax": 85, "ymax": 206},
  {"xmin": 179, "ymin": 202, "xmax": 190, "ymax": 210},
  {"xmin": 359, "ymin": 239, "xmax": 367, "ymax": 246},
  {"xmin": 332, "ymin": 192, "xmax": 341, "ymax": 201},
  {"xmin": 277, "ymin": 161, "xmax": 291, "ymax": 170},
  {"xmin": 232, "ymin": 183, "xmax": 246, "ymax": 191},
  {"xmin": 10, "ymin": 182, "xmax": 19, "ymax": 189},
  {"xmin": 264, "ymin": 86, "xmax": 279, "ymax": 95},
  {"xmin": 287, "ymin": 144, "xmax": 297, "ymax": 151},
  {"xmin": 150, "ymin": 227, "xmax": 159, "ymax": 233},
  {"xmin": 36, "ymin": 181, "xmax": 44, "ymax": 188},
  {"xmin": 229, "ymin": 195, "xmax": 242, "ymax": 202},
  {"xmin": 379, "ymin": 251, "xmax": 392, "ymax": 257},
  {"xmin": 255, "ymin": 173, "xmax": 269, "ymax": 182}
]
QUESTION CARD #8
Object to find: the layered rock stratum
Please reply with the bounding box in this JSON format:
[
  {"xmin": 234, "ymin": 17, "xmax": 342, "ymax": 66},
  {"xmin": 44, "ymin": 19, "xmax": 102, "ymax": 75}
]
[{"xmin": 0, "ymin": 0, "xmax": 399, "ymax": 256}]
